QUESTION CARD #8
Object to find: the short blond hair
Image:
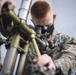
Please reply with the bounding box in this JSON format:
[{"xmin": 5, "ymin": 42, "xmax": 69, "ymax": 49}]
[{"xmin": 31, "ymin": 1, "xmax": 52, "ymax": 19}]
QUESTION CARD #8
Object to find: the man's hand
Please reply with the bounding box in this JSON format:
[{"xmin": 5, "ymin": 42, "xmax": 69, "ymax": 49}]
[
  {"xmin": 33, "ymin": 54, "xmax": 56, "ymax": 71},
  {"xmin": 0, "ymin": 0, "xmax": 16, "ymax": 15}
]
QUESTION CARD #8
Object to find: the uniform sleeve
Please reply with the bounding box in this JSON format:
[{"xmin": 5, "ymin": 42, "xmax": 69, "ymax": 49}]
[
  {"xmin": 55, "ymin": 35, "xmax": 76, "ymax": 75},
  {"xmin": 0, "ymin": 13, "xmax": 13, "ymax": 37}
]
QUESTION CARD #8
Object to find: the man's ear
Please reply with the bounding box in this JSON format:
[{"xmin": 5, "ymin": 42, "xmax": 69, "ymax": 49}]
[{"xmin": 53, "ymin": 14, "xmax": 56, "ymax": 21}]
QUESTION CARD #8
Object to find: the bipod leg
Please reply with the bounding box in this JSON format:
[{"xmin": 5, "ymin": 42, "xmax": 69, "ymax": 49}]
[
  {"xmin": 16, "ymin": 42, "xmax": 29, "ymax": 75},
  {"xmin": 31, "ymin": 35, "xmax": 41, "ymax": 57},
  {"xmin": 1, "ymin": 34, "xmax": 20, "ymax": 75}
]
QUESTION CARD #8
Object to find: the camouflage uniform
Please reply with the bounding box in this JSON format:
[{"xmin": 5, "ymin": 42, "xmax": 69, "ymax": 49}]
[
  {"xmin": 0, "ymin": 14, "xmax": 76, "ymax": 75},
  {"xmin": 22, "ymin": 29, "xmax": 76, "ymax": 75},
  {"xmin": 71, "ymin": 68, "xmax": 76, "ymax": 75}
]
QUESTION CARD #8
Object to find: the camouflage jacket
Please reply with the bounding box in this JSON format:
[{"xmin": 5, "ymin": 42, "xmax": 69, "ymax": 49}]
[
  {"xmin": 22, "ymin": 29, "xmax": 76, "ymax": 75},
  {"xmin": 48, "ymin": 29, "xmax": 76, "ymax": 75},
  {"xmin": 0, "ymin": 11, "xmax": 76, "ymax": 75},
  {"xmin": 71, "ymin": 68, "xmax": 76, "ymax": 75}
]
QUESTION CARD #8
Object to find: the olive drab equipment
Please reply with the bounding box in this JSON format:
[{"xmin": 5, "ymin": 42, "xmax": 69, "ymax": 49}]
[{"xmin": 0, "ymin": 0, "xmax": 55, "ymax": 75}]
